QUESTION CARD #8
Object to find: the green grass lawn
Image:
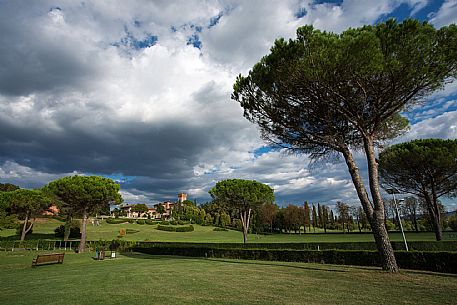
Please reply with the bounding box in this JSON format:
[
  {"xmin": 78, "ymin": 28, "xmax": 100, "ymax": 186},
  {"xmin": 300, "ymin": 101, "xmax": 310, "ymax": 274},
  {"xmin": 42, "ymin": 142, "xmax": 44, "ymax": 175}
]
[
  {"xmin": 0, "ymin": 251, "xmax": 456, "ymax": 305},
  {"xmin": 1, "ymin": 218, "xmax": 456, "ymax": 243}
]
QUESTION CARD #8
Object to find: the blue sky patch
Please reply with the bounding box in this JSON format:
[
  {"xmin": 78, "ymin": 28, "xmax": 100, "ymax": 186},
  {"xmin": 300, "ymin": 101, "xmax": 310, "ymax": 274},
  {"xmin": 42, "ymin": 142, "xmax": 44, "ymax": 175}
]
[
  {"xmin": 295, "ymin": 7, "xmax": 307, "ymax": 19},
  {"xmin": 187, "ymin": 34, "xmax": 202, "ymax": 49},
  {"xmin": 209, "ymin": 11, "xmax": 224, "ymax": 27},
  {"xmin": 113, "ymin": 27, "xmax": 158, "ymax": 50}
]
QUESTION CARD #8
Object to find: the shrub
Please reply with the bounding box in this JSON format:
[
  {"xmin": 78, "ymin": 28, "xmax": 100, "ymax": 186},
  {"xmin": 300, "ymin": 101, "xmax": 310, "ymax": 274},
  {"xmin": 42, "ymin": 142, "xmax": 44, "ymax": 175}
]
[
  {"xmin": 160, "ymin": 221, "xmax": 170, "ymax": 225},
  {"xmin": 136, "ymin": 219, "xmax": 145, "ymax": 225},
  {"xmin": 157, "ymin": 224, "xmax": 175, "ymax": 231},
  {"xmin": 128, "ymin": 219, "xmax": 135, "ymax": 224},
  {"xmin": 156, "ymin": 225, "xmax": 194, "ymax": 232},
  {"xmin": 213, "ymin": 227, "xmax": 228, "ymax": 231},
  {"xmin": 133, "ymin": 245, "xmax": 457, "ymax": 274},
  {"xmin": 106, "ymin": 218, "xmax": 128, "ymax": 224},
  {"xmin": 170, "ymin": 220, "xmax": 178, "ymax": 225},
  {"xmin": 54, "ymin": 221, "xmax": 81, "ymax": 238},
  {"xmin": 145, "ymin": 219, "xmax": 157, "ymax": 225},
  {"xmin": 176, "ymin": 225, "xmax": 194, "ymax": 232}
]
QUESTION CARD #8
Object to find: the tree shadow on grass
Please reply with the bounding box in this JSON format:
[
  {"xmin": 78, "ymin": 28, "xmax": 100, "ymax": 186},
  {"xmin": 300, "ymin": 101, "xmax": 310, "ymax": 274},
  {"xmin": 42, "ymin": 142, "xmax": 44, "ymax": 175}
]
[
  {"xmin": 0, "ymin": 233, "xmax": 58, "ymax": 240},
  {"xmin": 120, "ymin": 252, "xmax": 349, "ymax": 273}
]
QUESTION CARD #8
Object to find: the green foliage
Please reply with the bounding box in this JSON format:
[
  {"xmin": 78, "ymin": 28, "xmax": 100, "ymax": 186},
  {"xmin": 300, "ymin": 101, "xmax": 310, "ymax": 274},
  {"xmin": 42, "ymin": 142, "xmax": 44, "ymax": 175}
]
[
  {"xmin": 448, "ymin": 215, "xmax": 457, "ymax": 231},
  {"xmin": 160, "ymin": 220, "xmax": 170, "ymax": 225},
  {"xmin": 15, "ymin": 222, "xmax": 32, "ymax": 236},
  {"xmin": 213, "ymin": 227, "xmax": 228, "ymax": 231},
  {"xmin": 156, "ymin": 225, "xmax": 194, "ymax": 232},
  {"xmin": 0, "ymin": 212, "xmax": 18, "ymax": 229},
  {"xmin": 136, "ymin": 219, "xmax": 145, "ymax": 225},
  {"xmin": 379, "ymin": 139, "xmax": 457, "ymax": 240},
  {"xmin": 379, "ymin": 139, "xmax": 457, "ymax": 198},
  {"xmin": 145, "ymin": 219, "xmax": 158, "ymax": 225},
  {"xmin": 8, "ymin": 189, "xmax": 53, "ymax": 218},
  {"xmin": 209, "ymin": 179, "xmax": 275, "ymax": 209},
  {"xmin": 134, "ymin": 245, "xmax": 457, "ymax": 273},
  {"xmin": 106, "ymin": 218, "xmax": 128, "ymax": 224},
  {"xmin": 45, "ymin": 175, "xmax": 122, "ymax": 217},
  {"xmin": 54, "ymin": 220, "xmax": 81, "ymax": 238},
  {"xmin": 128, "ymin": 219, "xmax": 135, "ymax": 224},
  {"xmin": 0, "ymin": 183, "xmax": 20, "ymax": 192}
]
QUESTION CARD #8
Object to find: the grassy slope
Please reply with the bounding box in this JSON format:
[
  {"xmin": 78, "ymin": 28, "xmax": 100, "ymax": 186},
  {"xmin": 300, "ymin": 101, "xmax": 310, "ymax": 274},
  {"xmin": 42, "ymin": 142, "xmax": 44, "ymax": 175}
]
[
  {"xmin": 0, "ymin": 251, "xmax": 456, "ymax": 305},
  {"xmin": 1, "ymin": 218, "xmax": 457, "ymax": 242}
]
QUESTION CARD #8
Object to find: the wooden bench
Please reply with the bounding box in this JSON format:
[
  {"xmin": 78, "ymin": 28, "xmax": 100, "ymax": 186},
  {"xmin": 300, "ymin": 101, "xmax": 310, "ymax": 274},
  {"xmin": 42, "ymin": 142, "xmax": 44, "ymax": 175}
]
[{"xmin": 32, "ymin": 253, "xmax": 65, "ymax": 267}]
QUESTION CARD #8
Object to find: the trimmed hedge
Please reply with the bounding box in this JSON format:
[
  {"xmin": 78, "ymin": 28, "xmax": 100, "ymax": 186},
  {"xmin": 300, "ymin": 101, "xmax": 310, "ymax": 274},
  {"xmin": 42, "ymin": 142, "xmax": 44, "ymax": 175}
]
[
  {"xmin": 132, "ymin": 241, "xmax": 457, "ymax": 252},
  {"xmin": 145, "ymin": 219, "xmax": 158, "ymax": 225},
  {"xmin": 106, "ymin": 218, "xmax": 128, "ymax": 224},
  {"xmin": 136, "ymin": 220, "xmax": 145, "ymax": 225},
  {"xmin": 133, "ymin": 245, "xmax": 457, "ymax": 274},
  {"xmin": 156, "ymin": 225, "xmax": 194, "ymax": 232},
  {"xmin": 213, "ymin": 227, "xmax": 228, "ymax": 231}
]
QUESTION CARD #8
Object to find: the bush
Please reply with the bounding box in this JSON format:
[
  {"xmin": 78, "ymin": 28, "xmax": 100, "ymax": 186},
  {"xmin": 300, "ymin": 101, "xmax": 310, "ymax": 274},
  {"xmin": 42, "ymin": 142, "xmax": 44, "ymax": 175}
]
[
  {"xmin": 157, "ymin": 224, "xmax": 175, "ymax": 231},
  {"xmin": 106, "ymin": 218, "xmax": 128, "ymax": 224},
  {"xmin": 160, "ymin": 221, "xmax": 170, "ymax": 225},
  {"xmin": 170, "ymin": 220, "xmax": 178, "ymax": 225},
  {"xmin": 133, "ymin": 245, "xmax": 457, "ymax": 274},
  {"xmin": 213, "ymin": 227, "xmax": 228, "ymax": 231},
  {"xmin": 156, "ymin": 225, "xmax": 194, "ymax": 232},
  {"xmin": 54, "ymin": 221, "xmax": 81, "ymax": 238},
  {"xmin": 128, "ymin": 219, "xmax": 135, "ymax": 224},
  {"xmin": 145, "ymin": 219, "xmax": 157, "ymax": 225},
  {"xmin": 136, "ymin": 220, "xmax": 145, "ymax": 225},
  {"xmin": 176, "ymin": 225, "xmax": 194, "ymax": 232}
]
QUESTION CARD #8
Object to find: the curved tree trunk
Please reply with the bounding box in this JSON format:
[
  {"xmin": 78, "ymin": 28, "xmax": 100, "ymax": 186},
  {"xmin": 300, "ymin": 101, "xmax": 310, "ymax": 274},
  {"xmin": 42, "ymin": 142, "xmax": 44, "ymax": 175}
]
[
  {"xmin": 78, "ymin": 212, "xmax": 88, "ymax": 253},
  {"xmin": 343, "ymin": 146, "xmax": 399, "ymax": 272},
  {"xmin": 21, "ymin": 212, "xmax": 30, "ymax": 241}
]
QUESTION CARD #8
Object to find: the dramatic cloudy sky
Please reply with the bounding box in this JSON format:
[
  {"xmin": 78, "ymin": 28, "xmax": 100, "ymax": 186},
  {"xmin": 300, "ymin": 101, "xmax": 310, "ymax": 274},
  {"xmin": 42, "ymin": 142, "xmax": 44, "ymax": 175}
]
[{"xmin": 0, "ymin": 0, "xmax": 456, "ymax": 209}]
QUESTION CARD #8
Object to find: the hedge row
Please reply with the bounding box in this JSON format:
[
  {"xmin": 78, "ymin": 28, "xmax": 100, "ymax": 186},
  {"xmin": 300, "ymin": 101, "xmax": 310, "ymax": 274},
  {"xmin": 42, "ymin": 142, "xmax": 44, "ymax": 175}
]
[
  {"xmin": 156, "ymin": 225, "xmax": 194, "ymax": 232},
  {"xmin": 133, "ymin": 246, "xmax": 457, "ymax": 274},
  {"xmin": 133, "ymin": 241, "xmax": 457, "ymax": 251}
]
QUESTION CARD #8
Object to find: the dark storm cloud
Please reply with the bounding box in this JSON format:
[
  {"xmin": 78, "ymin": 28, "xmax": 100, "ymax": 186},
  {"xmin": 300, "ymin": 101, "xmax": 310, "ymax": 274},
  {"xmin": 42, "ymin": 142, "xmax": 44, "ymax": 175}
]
[{"xmin": 0, "ymin": 3, "xmax": 103, "ymax": 96}]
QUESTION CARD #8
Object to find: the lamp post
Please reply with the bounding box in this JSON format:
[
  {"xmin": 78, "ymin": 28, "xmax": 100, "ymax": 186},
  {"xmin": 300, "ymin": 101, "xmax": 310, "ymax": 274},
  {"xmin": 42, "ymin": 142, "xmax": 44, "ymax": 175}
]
[{"xmin": 386, "ymin": 188, "xmax": 409, "ymax": 251}]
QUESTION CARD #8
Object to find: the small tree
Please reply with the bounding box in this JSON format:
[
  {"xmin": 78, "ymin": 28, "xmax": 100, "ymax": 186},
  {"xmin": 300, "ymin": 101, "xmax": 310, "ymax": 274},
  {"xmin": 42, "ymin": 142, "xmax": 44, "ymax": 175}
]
[
  {"xmin": 311, "ymin": 204, "xmax": 318, "ymax": 232},
  {"xmin": 8, "ymin": 189, "xmax": 53, "ymax": 240},
  {"xmin": 259, "ymin": 203, "xmax": 278, "ymax": 233},
  {"xmin": 379, "ymin": 139, "xmax": 457, "ymax": 240},
  {"xmin": 156, "ymin": 204, "xmax": 165, "ymax": 219},
  {"xmin": 45, "ymin": 176, "xmax": 122, "ymax": 252},
  {"xmin": 209, "ymin": 179, "xmax": 274, "ymax": 243},
  {"xmin": 336, "ymin": 201, "xmax": 350, "ymax": 233},
  {"xmin": 304, "ymin": 202, "xmax": 311, "ymax": 232}
]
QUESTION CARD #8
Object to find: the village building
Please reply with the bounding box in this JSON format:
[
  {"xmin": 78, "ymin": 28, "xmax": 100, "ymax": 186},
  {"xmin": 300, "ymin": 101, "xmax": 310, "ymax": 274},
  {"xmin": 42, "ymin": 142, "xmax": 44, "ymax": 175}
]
[{"xmin": 117, "ymin": 193, "xmax": 187, "ymax": 219}]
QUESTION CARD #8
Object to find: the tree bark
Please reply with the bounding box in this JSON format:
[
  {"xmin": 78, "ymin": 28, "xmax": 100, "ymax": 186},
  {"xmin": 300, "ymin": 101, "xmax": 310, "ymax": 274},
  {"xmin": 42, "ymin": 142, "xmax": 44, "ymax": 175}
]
[
  {"xmin": 78, "ymin": 212, "xmax": 88, "ymax": 253},
  {"xmin": 64, "ymin": 215, "xmax": 72, "ymax": 241},
  {"xmin": 240, "ymin": 209, "xmax": 252, "ymax": 244},
  {"xmin": 20, "ymin": 212, "xmax": 35, "ymax": 241},
  {"xmin": 343, "ymin": 146, "xmax": 399, "ymax": 272},
  {"xmin": 423, "ymin": 190, "xmax": 442, "ymax": 241}
]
